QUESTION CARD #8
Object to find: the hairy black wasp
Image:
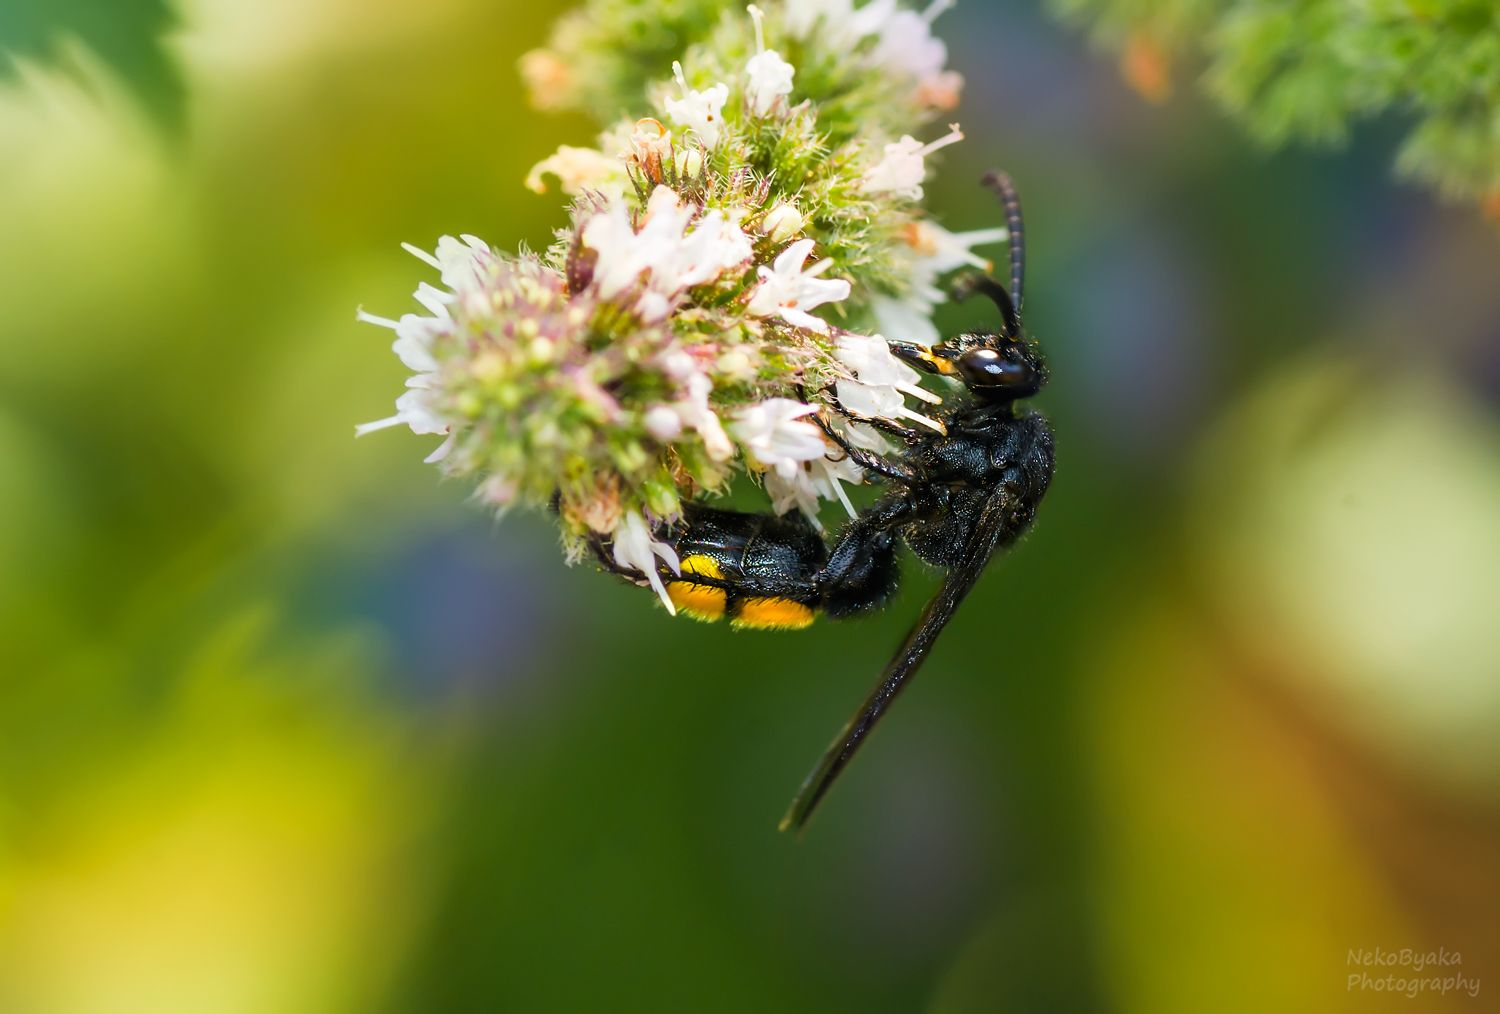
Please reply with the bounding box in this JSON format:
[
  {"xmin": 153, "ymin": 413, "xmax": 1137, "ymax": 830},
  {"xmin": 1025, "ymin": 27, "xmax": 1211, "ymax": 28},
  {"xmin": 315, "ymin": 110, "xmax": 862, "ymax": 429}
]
[{"xmin": 592, "ymin": 172, "xmax": 1054, "ymax": 831}]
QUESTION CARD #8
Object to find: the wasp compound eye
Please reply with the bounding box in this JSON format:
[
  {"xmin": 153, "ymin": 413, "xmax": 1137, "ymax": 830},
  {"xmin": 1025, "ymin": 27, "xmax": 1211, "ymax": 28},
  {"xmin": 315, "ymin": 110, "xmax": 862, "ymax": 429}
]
[{"xmin": 957, "ymin": 347, "xmax": 1039, "ymax": 396}]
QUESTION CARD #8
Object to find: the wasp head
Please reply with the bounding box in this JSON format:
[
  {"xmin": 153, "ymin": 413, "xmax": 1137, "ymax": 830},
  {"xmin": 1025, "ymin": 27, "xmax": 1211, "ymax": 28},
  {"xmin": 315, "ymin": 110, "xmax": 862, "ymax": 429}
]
[
  {"xmin": 886, "ymin": 173, "xmax": 1048, "ymax": 405},
  {"xmin": 890, "ymin": 331, "xmax": 1046, "ymax": 403}
]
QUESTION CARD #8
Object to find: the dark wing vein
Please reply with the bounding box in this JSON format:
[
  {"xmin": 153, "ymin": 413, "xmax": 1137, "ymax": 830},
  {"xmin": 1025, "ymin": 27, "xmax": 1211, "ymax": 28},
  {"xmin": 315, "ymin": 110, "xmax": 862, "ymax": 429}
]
[{"xmin": 779, "ymin": 492, "xmax": 1016, "ymax": 833}]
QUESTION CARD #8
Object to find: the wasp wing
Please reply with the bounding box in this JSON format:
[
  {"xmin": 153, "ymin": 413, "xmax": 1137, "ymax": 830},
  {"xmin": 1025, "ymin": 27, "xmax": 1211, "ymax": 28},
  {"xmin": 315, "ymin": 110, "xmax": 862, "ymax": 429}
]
[{"xmin": 779, "ymin": 490, "xmax": 1017, "ymax": 833}]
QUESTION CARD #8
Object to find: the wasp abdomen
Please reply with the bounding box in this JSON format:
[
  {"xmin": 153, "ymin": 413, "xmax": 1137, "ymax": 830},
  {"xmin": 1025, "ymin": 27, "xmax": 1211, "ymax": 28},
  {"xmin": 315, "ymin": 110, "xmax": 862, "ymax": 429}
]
[
  {"xmin": 665, "ymin": 552, "xmax": 820, "ymax": 630},
  {"xmin": 659, "ymin": 505, "xmax": 827, "ymax": 630}
]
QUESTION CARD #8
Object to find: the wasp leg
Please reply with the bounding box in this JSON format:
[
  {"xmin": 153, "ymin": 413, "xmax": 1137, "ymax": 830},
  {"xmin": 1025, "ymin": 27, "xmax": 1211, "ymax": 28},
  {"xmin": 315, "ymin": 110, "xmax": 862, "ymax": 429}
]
[
  {"xmin": 798, "ymin": 381, "xmax": 928, "ymax": 447},
  {"xmin": 818, "ymin": 494, "xmax": 914, "ymax": 618},
  {"xmin": 816, "ymin": 416, "xmax": 920, "ymax": 485},
  {"xmin": 840, "ymin": 410, "xmax": 928, "ymax": 445}
]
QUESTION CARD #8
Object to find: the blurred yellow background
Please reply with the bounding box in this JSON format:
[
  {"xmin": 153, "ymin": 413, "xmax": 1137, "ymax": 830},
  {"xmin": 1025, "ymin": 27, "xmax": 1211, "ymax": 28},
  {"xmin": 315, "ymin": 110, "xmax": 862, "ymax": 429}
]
[{"xmin": 1, "ymin": 1, "xmax": 1497, "ymax": 1012}]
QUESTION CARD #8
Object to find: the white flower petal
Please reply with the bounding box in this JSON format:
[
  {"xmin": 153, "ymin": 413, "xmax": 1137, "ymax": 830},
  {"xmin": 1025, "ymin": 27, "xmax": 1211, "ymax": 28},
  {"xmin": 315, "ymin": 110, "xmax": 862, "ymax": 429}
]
[
  {"xmin": 731, "ymin": 399, "xmax": 828, "ymax": 478},
  {"xmin": 644, "ymin": 405, "xmax": 684, "ymax": 441},
  {"xmin": 746, "ymin": 50, "xmax": 795, "ymax": 115},
  {"xmin": 666, "ymin": 64, "xmax": 730, "ymax": 147},
  {"xmin": 357, "ymin": 385, "xmax": 449, "ymax": 443},
  {"xmin": 870, "ymin": 1, "xmax": 955, "ymax": 86},
  {"xmin": 765, "ymin": 454, "xmax": 865, "ymax": 526},
  {"xmin": 612, "ymin": 512, "xmax": 681, "ymax": 614},
  {"xmin": 746, "ymin": 239, "xmax": 851, "ymax": 332},
  {"xmin": 423, "ymin": 433, "xmax": 456, "ymax": 464},
  {"xmin": 869, "ymin": 219, "xmax": 1010, "ymax": 345},
  {"xmin": 872, "ymin": 295, "xmax": 941, "ymax": 346},
  {"xmin": 401, "ymin": 242, "xmax": 441, "ymax": 270},
  {"xmin": 836, "ymin": 379, "xmax": 903, "ymax": 419},
  {"xmin": 580, "ymin": 189, "xmax": 752, "ymax": 318},
  {"xmin": 673, "ymin": 372, "xmax": 735, "ymax": 462},
  {"xmin": 863, "ymin": 124, "xmax": 965, "ymax": 200},
  {"xmin": 836, "ymin": 333, "xmax": 919, "ymax": 387},
  {"xmin": 525, "ymin": 145, "xmax": 625, "ymax": 196},
  {"xmin": 413, "ymin": 282, "xmax": 452, "ymax": 318},
  {"xmin": 765, "ymin": 467, "xmax": 823, "ymax": 524},
  {"xmin": 356, "ymin": 309, "xmax": 400, "ymax": 330}
]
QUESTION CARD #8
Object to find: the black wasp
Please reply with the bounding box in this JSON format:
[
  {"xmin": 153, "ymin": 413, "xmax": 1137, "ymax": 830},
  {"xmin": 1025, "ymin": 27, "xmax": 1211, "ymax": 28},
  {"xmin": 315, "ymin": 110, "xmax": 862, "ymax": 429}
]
[{"xmin": 592, "ymin": 173, "xmax": 1055, "ymax": 831}]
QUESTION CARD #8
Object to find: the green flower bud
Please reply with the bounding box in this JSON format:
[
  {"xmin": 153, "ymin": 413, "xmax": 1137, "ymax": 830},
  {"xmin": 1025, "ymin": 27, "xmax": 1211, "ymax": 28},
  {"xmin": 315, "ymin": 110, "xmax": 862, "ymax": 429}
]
[{"xmin": 760, "ymin": 202, "xmax": 804, "ymax": 244}]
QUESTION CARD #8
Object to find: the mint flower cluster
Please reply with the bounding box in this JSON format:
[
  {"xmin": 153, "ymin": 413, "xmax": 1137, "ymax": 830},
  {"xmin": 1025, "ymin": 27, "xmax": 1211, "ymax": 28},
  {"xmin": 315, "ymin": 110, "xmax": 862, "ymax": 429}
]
[{"xmin": 360, "ymin": 0, "xmax": 1005, "ymax": 606}]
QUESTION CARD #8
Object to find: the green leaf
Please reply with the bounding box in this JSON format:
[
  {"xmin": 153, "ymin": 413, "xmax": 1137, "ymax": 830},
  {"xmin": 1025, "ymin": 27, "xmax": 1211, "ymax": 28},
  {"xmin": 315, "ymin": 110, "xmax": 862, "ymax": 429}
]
[
  {"xmin": 1051, "ymin": 0, "xmax": 1500, "ymax": 207},
  {"xmin": 0, "ymin": 0, "xmax": 183, "ymax": 130}
]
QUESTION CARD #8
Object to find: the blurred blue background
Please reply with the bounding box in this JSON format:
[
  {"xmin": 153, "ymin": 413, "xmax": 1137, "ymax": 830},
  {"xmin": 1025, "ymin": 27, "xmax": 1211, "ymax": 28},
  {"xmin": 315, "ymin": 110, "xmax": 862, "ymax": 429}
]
[{"xmin": 1, "ymin": 1, "xmax": 1497, "ymax": 1011}]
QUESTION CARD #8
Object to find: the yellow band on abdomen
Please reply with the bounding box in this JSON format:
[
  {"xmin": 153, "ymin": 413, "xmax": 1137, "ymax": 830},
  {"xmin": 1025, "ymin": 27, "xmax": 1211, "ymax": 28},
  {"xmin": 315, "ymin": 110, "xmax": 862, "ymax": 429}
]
[
  {"xmin": 732, "ymin": 597, "xmax": 817, "ymax": 630},
  {"xmin": 667, "ymin": 581, "xmax": 728, "ymax": 622},
  {"xmin": 680, "ymin": 554, "xmax": 724, "ymax": 579}
]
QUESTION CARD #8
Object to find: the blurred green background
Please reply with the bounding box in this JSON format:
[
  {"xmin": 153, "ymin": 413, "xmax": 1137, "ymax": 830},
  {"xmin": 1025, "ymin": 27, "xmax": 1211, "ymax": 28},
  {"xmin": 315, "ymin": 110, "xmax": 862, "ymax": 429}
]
[{"xmin": 2, "ymin": 2, "xmax": 1498, "ymax": 1012}]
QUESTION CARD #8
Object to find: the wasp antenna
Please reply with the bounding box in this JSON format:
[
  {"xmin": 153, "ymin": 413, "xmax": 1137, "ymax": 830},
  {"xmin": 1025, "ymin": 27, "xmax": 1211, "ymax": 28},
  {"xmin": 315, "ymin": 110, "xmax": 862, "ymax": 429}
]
[
  {"xmin": 949, "ymin": 271, "xmax": 1021, "ymax": 339},
  {"xmin": 981, "ymin": 171, "xmax": 1025, "ymax": 314}
]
